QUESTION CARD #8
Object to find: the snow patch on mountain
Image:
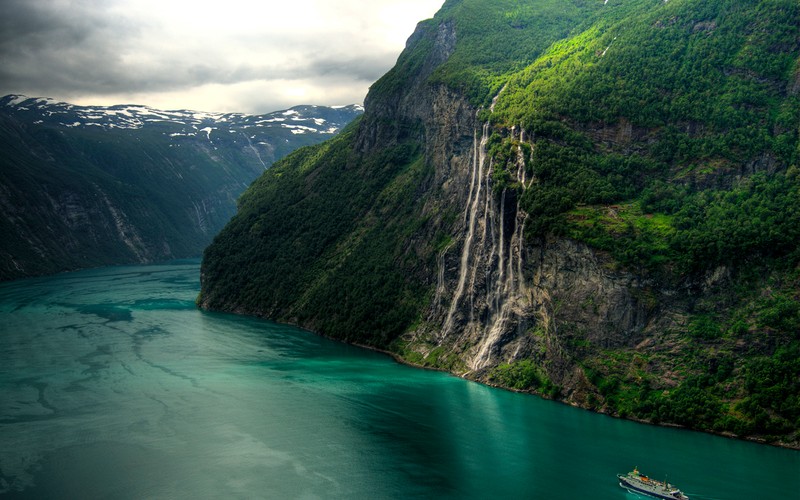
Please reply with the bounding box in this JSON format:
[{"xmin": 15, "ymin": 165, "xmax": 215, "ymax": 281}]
[{"xmin": 1, "ymin": 94, "xmax": 364, "ymax": 150}]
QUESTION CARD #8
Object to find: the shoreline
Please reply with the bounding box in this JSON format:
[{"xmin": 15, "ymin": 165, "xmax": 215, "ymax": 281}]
[
  {"xmin": 373, "ymin": 339, "xmax": 800, "ymax": 450},
  {"xmin": 204, "ymin": 305, "xmax": 800, "ymax": 452}
]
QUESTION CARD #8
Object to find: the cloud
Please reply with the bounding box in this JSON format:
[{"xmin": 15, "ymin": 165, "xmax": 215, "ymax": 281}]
[{"xmin": 0, "ymin": 0, "xmax": 443, "ymax": 113}]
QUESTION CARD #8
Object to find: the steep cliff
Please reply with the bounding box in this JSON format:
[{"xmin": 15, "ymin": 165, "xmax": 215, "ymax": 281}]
[
  {"xmin": 200, "ymin": 0, "xmax": 800, "ymax": 446},
  {"xmin": 0, "ymin": 96, "xmax": 361, "ymax": 280}
]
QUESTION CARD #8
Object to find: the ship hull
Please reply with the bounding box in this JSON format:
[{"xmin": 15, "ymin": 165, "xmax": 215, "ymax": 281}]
[{"xmin": 618, "ymin": 475, "xmax": 685, "ymax": 500}]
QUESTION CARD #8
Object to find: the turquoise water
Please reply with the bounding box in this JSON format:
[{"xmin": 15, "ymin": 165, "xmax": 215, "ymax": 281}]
[{"xmin": 0, "ymin": 262, "xmax": 797, "ymax": 499}]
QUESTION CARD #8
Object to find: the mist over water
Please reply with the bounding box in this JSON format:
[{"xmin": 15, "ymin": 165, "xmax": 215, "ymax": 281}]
[{"xmin": 0, "ymin": 262, "xmax": 797, "ymax": 499}]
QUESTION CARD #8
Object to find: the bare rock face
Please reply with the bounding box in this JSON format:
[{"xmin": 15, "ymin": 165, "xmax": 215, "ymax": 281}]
[
  {"xmin": 396, "ymin": 105, "xmax": 666, "ymax": 405},
  {"xmin": 357, "ymin": 20, "xmax": 460, "ymax": 154},
  {"xmin": 527, "ymin": 238, "xmax": 651, "ymax": 346}
]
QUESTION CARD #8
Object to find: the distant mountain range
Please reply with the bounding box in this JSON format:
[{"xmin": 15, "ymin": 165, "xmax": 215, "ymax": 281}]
[
  {"xmin": 0, "ymin": 94, "xmax": 363, "ymax": 157},
  {"xmin": 0, "ymin": 95, "xmax": 362, "ymax": 280}
]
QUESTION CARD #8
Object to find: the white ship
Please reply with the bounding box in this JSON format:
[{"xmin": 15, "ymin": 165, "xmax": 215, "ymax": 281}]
[{"xmin": 617, "ymin": 467, "xmax": 689, "ymax": 500}]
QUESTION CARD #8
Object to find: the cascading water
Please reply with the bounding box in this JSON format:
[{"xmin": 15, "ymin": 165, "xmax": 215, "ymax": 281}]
[
  {"xmin": 436, "ymin": 119, "xmax": 532, "ymax": 371},
  {"xmin": 441, "ymin": 122, "xmax": 489, "ymax": 338}
]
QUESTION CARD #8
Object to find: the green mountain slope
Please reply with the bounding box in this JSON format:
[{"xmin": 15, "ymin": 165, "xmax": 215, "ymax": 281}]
[
  {"xmin": 0, "ymin": 97, "xmax": 361, "ymax": 280},
  {"xmin": 200, "ymin": 0, "xmax": 800, "ymax": 447}
]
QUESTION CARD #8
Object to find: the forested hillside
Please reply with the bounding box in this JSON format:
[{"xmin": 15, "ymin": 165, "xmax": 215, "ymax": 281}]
[
  {"xmin": 0, "ymin": 96, "xmax": 361, "ymax": 280},
  {"xmin": 200, "ymin": 0, "xmax": 800, "ymax": 447}
]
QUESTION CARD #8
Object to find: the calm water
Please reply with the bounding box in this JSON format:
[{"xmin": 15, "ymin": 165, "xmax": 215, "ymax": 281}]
[{"xmin": 0, "ymin": 262, "xmax": 797, "ymax": 499}]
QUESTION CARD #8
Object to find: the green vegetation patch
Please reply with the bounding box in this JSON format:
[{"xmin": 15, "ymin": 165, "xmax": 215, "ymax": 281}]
[
  {"xmin": 566, "ymin": 202, "xmax": 676, "ymax": 269},
  {"xmin": 424, "ymin": 0, "xmax": 605, "ymax": 105},
  {"xmin": 489, "ymin": 359, "xmax": 559, "ymax": 397}
]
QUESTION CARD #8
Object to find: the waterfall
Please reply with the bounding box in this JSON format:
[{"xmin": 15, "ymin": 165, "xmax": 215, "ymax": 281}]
[
  {"xmin": 434, "ymin": 240, "xmax": 454, "ymax": 307},
  {"xmin": 463, "ymin": 129, "xmax": 479, "ymax": 224},
  {"xmin": 441, "ymin": 123, "xmax": 489, "ymax": 337},
  {"xmin": 470, "ymin": 125, "xmax": 533, "ymax": 370},
  {"xmin": 242, "ymin": 133, "xmax": 268, "ymax": 169},
  {"xmin": 497, "ymin": 191, "xmax": 506, "ymax": 293},
  {"xmin": 477, "ymin": 153, "xmax": 494, "ymax": 314},
  {"xmin": 435, "ymin": 117, "xmax": 533, "ymax": 371}
]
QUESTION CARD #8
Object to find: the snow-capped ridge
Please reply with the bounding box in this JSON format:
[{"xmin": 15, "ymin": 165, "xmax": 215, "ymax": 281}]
[{"xmin": 1, "ymin": 94, "xmax": 364, "ymax": 141}]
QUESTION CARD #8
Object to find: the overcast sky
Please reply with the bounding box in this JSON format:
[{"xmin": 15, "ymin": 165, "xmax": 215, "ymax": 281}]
[{"xmin": 0, "ymin": 0, "xmax": 444, "ymax": 114}]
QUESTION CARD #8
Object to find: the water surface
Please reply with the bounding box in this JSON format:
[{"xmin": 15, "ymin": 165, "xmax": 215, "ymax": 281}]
[{"xmin": 0, "ymin": 262, "xmax": 797, "ymax": 499}]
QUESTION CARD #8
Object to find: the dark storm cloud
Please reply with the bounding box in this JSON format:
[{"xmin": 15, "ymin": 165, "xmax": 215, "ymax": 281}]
[
  {"xmin": 0, "ymin": 0, "xmax": 389, "ymax": 97},
  {"xmin": 0, "ymin": 0, "xmax": 130, "ymax": 94},
  {"xmin": 0, "ymin": 0, "xmax": 110, "ymax": 47},
  {"xmin": 0, "ymin": 0, "xmax": 444, "ymax": 112},
  {"xmin": 306, "ymin": 51, "xmax": 399, "ymax": 82}
]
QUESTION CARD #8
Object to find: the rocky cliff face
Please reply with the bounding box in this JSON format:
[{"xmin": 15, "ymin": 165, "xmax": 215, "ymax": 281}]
[
  {"xmin": 390, "ymin": 98, "xmax": 662, "ymax": 407},
  {"xmin": 348, "ymin": 17, "xmax": 653, "ymax": 405}
]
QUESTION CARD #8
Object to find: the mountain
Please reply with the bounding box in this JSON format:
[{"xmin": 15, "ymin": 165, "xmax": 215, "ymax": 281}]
[
  {"xmin": 199, "ymin": 0, "xmax": 800, "ymax": 446},
  {"xmin": 0, "ymin": 95, "xmax": 362, "ymax": 280}
]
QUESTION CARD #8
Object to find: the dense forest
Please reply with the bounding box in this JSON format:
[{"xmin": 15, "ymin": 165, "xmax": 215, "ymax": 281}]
[
  {"xmin": 201, "ymin": 0, "xmax": 800, "ymax": 446},
  {"xmin": 488, "ymin": 0, "xmax": 800, "ymax": 440}
]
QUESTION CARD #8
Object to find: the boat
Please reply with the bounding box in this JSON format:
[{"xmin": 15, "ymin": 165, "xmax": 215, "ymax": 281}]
[{"xmin": 617, "ymin": 467, "xmax": 689, "ymax": 500}]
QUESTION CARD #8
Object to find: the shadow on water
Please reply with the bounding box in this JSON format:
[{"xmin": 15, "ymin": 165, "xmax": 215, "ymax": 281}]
[
  {"xmin": 0, "ymin": 442, "xmax": 171, "ymax": 499},
  {"xmin": 72, "ymin": 304, "xmax": 133, "ymax": 322},
  {"xmin": 131, "ymin": 299, "xmax": 196, "ymax": 310}
]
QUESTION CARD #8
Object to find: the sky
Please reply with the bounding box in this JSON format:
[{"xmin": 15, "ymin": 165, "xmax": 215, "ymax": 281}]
[{"xmin": 0, "ymin": 0, "xmax": 444, "ymax": 114}]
